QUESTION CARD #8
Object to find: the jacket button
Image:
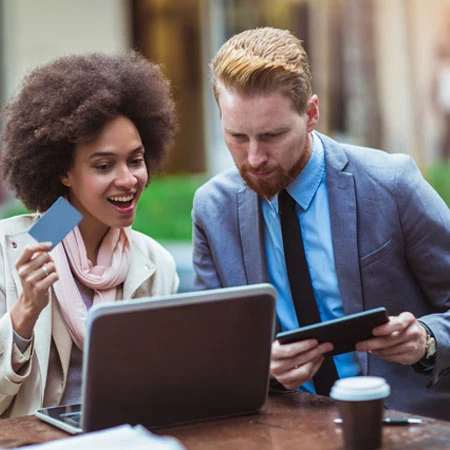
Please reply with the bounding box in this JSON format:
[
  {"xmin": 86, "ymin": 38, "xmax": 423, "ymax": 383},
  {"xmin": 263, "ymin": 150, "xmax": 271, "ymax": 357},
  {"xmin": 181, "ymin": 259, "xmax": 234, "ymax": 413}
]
[{"xmin": 11, "ymin": 242, "xmax": 17, "ymax": 249}]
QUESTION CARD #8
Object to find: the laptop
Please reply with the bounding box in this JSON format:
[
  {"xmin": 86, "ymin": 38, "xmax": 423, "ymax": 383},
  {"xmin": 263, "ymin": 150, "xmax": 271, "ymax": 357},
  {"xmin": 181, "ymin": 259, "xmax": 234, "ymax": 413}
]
[{"xmin": 35, "ymin": 283, "xmax": 276, "ymax": 434}]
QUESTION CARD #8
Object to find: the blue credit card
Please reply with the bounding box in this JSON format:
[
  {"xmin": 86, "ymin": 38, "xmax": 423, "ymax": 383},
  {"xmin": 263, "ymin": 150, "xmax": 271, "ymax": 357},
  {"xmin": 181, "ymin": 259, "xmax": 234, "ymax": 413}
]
[{"xmin": 28, "ymin": 197, "xmax": 83, "ymax": 249}]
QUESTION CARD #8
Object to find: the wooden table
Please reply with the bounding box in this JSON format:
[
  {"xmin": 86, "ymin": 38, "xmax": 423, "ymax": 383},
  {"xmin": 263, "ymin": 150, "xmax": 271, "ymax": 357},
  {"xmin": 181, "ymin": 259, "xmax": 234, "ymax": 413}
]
[{"xmin": 0, "ymin": 392, "xmax": 449, "ymax": 449}]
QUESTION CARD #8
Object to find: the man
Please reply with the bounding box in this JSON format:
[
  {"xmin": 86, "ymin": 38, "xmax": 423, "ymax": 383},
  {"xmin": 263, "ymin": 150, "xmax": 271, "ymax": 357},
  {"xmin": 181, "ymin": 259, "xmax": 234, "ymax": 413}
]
[{"xmin": 192, "ymin": 27, "xmax": 450, "ymax": 420}]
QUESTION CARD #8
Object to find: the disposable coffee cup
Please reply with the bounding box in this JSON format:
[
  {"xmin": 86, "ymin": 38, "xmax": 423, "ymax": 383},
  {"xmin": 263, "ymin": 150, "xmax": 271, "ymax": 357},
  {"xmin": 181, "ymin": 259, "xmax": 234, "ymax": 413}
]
[{"xmin": 330, "ymin": 377, "xmax": 390, "ymax": 450}]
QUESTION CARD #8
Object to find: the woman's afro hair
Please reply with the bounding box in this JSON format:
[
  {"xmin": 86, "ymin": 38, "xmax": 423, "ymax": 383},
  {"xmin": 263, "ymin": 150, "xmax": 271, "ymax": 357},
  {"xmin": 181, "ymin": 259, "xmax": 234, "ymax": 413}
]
[{"xmin": 0, "ymin": 50, "xmax": 177, "ymax": 211}]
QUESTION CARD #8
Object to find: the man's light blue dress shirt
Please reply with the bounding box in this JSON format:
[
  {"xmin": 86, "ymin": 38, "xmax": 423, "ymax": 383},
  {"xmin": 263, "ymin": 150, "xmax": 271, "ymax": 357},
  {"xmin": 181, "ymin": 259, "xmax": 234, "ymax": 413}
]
[{"xmin": 261, "ymin": 132, "xmax": 361, "ymax": 393}]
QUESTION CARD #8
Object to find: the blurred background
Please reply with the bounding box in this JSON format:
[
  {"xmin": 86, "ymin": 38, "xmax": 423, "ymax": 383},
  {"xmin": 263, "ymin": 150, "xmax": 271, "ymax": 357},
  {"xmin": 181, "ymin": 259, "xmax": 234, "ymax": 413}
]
[{"xmin": 1, "ymin": 0, "xmax": 450, "ymax": 291}]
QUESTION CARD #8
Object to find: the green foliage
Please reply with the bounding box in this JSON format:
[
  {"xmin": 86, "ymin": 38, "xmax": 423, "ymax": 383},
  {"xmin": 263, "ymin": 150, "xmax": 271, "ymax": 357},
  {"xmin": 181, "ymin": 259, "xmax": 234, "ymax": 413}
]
[
  {"xmin": 0, "ymin": 200, "xmax": 29, "ymax": 218},
  {"xmin": 133, "ymin": 174, "xmax": 208, "ymax": 242},
  {"xmin": 425, "ymin": 161, "xmax": 450, "ymax": 207}
]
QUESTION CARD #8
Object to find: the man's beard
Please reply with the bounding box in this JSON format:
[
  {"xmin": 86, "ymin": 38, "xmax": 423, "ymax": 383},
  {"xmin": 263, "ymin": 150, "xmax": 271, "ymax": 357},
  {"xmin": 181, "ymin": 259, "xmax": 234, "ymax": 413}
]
[
  {"xmin": 239, "ymin": 164, "xmax": 296, "ymax": 199},
  {"xmin": 239, "ymin": 141, "xmax": 310, "ymax": 200}
]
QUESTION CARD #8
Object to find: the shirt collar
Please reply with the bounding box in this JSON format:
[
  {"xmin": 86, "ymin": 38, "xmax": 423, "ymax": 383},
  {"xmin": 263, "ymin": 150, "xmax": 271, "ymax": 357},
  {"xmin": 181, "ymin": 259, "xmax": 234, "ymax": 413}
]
[{"xmin": 264, "ymin": 132, "xmax": 325, "ymax": 213}]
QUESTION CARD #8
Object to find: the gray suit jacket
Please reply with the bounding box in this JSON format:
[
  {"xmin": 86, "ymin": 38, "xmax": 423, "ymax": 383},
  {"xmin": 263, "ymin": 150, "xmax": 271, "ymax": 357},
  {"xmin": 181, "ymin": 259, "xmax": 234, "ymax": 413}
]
[{"xmin": 192, "ymin": 132, "xmax": 450, "ymax": 421}]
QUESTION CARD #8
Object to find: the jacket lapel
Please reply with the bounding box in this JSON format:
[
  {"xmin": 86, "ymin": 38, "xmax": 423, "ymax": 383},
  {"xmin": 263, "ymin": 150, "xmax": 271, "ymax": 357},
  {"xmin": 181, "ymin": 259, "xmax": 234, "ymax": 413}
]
[
  {"xmin": 51, "ymin": 295, "xmax": 72, "ymax": 386},
  {"xmin": 237, "ymin": 186, "xmax": 269, "ymax": 285},
  {"xmin": 321, "ymin": 135, "xmax": 363, "ymax": 314},
  {"xmin": 321, "ymin": 134, "xmax": 367, "ymax": 372},
  {"xmin": 122, "ymin": 245, "xmax": 156, "ymax": 299}
]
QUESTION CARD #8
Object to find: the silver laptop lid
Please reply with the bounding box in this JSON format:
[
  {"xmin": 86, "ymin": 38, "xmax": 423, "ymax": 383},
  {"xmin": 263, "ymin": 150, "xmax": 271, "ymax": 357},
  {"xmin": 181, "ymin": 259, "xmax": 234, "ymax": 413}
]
[{"xmin": 81, "ymin": 283, "xmax": 276, "ymax": 432}]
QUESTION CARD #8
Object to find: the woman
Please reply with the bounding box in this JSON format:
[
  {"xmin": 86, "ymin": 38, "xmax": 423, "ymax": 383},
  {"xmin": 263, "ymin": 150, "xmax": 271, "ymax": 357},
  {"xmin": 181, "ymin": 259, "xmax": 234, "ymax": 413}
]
[{"xmin": 0, "ymin": 51, "xmax": 179, "ymax": 417}]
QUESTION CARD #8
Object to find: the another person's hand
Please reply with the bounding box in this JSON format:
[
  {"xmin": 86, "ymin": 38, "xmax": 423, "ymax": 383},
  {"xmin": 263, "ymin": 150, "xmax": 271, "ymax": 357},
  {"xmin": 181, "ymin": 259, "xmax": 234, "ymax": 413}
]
[
  {"xmin": 271, "ymin": 339, "xmax": 333, "ymax": 390},
  {"xmin": 355, "ymin": 312, "xmax": 428, "ymax": 365},
  {"xmin": 10, "ymin": 242, "xmax": 59, "ymax": 338}
]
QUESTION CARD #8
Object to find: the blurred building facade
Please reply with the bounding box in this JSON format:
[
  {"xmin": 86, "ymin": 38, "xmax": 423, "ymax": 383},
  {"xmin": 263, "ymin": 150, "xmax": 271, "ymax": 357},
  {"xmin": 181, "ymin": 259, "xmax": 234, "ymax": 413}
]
[{"xmin": 2, "ymin": 0, "xmax": 450, "ymax": 176}]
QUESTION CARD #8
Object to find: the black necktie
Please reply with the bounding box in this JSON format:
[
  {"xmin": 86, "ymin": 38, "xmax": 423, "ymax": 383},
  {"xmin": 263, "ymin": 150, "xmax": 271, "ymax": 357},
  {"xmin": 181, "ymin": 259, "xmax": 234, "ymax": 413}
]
[{"xmin": 278, "ymin": 189, "xmax": 339, "ymax": 395}]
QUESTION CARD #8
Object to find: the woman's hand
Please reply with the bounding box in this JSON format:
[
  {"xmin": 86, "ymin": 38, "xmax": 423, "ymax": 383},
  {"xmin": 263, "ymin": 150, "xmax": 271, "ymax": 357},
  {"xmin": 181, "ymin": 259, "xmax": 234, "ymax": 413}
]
[
  {"xmin": 355, "ymin": 312, "xmax": 428, "ymax": 365},
  {"xmin": 271, "ymin": 339, "xmax": 333, "ymax": 390},
  {"xmin": 10, "ymin": 242, "xmax": 59, "ymax": 338}
]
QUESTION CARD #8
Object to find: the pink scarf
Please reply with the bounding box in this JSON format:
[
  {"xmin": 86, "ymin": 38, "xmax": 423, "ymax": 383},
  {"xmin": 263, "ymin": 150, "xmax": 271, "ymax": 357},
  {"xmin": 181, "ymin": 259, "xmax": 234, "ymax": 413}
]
[{"xmin": 52, "ymin": 226, "xmax": 131, "ymax": 350}]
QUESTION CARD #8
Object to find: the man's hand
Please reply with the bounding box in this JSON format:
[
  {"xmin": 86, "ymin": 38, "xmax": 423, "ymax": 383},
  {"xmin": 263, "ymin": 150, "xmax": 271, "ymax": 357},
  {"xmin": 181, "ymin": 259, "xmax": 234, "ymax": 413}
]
[
  {"xmin": 271, "ymin": 339, "xmax": 333, "ymax": 390},
  {"xmin": 355, "ymin": 312, "xmax": 428, "ymax": 365}
]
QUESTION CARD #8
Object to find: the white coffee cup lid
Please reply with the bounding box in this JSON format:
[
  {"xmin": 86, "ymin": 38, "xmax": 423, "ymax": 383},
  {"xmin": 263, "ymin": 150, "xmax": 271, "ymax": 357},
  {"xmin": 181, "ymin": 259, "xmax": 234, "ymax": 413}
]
[{"xmin": 330, "ymin": 376, "xmax": 390, "ymax": 401}]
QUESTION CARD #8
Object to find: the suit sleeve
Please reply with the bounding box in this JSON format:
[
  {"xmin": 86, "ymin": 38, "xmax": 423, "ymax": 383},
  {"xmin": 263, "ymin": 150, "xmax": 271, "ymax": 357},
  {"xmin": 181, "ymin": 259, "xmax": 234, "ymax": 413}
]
[
  {"xmin": 395, "ymin": 156, "xmax": 450, "ymax": 389},
  {"xmin": 192, "ymin": 189, "xmax": 223, "ymax": 291}
]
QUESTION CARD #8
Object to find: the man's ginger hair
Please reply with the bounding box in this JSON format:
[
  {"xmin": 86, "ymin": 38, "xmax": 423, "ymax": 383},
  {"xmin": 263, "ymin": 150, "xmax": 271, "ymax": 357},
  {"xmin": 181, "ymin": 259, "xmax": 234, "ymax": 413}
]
[{"xmin": 211, "ymin": 27, "xmax": 312, "ymax": 112}]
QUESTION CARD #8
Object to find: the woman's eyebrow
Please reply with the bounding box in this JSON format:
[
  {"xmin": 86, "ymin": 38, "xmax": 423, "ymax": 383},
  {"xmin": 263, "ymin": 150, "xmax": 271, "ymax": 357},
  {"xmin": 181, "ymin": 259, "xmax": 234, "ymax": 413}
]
[{"xmin": 88, "ymin": 145, "xmax": 144, "ymax": 159}]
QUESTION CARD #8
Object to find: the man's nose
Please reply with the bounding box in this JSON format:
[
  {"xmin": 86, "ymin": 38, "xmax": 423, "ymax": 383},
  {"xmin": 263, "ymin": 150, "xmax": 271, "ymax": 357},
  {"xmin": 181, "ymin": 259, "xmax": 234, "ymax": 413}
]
[{"xmin": 247, "ymin": 140, "xmax": 267, "ymax": 168}]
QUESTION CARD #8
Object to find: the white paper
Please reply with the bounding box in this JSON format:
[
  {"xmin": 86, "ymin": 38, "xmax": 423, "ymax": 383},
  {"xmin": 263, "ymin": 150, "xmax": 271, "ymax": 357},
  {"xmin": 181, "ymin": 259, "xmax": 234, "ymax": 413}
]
[{"xmin": 18, "ymin": 424, "xmax": 185, "ymax": 450}]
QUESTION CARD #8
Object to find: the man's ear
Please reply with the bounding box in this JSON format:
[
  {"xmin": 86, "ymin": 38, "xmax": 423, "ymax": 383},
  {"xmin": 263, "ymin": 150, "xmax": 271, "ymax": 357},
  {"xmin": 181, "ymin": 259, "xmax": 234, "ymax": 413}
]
[{"xmin": 306, "ymin": 94, "xmax": 319, "ymax": 132}]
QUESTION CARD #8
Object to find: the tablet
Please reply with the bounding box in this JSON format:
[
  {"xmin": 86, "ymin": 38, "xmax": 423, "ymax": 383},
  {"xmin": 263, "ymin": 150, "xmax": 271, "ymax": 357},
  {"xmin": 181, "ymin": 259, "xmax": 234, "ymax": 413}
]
[
  {"xmin": 35, "ymin": 404, "xmax": 82, "ymax": 435},
  {"xmin": 276, "ymin": 307, "xmax": 389, "ymax": 356}
]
